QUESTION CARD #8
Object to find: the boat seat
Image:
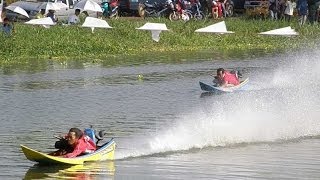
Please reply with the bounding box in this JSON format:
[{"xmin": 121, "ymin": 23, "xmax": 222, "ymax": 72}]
[{"xmin": 84, "ymin": 128, "xmax": 97, "ymax": 145}]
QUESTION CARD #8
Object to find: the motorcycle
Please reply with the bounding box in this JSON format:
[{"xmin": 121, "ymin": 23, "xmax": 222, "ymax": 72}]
[
  {"xmin": 101, "ymin": 0, "xmax": 119, "ymax": 18},
  {"xmin": 138, "ymin": 0, "xmax": 175, "ymax": 18},
  {"xmin": 211, "ymin": 0, "xmax": 233, "ymax": 19},
  {"xmin": 185, "ymin": 1, "xmax": 205, "ymax": 20},
  {"xmin": 169, "ymin": 0, "xmax": 192, "ymax": 21},
  {"xmin": 211, "ymin": 0, "xmax": 223, "ymax": 19}
]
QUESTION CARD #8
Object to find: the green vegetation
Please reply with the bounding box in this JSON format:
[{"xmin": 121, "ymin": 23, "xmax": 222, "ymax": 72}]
[{"xmin": 0, "ymin": 17, "xmax": 319, "ymax": 69}]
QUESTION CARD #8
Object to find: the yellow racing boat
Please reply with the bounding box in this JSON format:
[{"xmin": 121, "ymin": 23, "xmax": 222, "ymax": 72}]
[{"xmin": 21, "ymin": 138, "xmax": 116, "ymax": 165}]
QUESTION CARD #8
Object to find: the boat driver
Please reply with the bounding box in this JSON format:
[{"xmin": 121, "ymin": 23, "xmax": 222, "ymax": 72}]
[
  {"xmin": 213, "ymin": 68, "xmax": 240, "ymax": 87},
  {"xmin": 51, "ymin": 128, "xmax": 96, "ymax": 158}
]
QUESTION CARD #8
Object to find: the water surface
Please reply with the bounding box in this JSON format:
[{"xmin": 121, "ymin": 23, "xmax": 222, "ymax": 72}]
[{"xmin": 1, "ymin": 50, "xmax": 320, "ymax": 179}]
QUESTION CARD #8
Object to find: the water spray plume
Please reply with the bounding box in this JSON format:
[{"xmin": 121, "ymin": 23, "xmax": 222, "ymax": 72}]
[{"xmin": 116, "ymin": 49, "xmax": 320, "ymax": 159}]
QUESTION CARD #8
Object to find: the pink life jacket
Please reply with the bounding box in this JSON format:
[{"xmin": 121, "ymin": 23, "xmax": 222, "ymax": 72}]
[{"xmin": 223, "ymin": 71, "xmax": 240, "ymax": 85}]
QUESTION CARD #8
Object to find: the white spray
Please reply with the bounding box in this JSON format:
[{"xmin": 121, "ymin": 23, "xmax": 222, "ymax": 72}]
[{"xmin": 116, "ymin": 50, "xmax": 320, "ymax": 159}]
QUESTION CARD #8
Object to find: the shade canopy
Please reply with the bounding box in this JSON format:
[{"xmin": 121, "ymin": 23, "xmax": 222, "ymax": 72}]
[
  {"xmin": 195, "ymin": 21, "xmax": 234, "ymax": 34},
  {"xmin": 136, "ymin": 22, "xmax": 168, "ymax": 31},
  {"xmin": 136, "ymin": 23, "xmax": 168, "ymax": 42},
  {"xmin": 25, "ymin": 17, "xmax": 55, "ymax": 26},
  {"xmin": 258, "ymin": 26, "xmax": 298, "ymax": 36},
  {"xmin": 82, "ymin": 17, "xmax": 112, "ymax": 33}
]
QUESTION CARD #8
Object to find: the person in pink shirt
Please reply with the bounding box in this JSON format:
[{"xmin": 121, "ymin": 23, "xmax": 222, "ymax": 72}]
[
  {"xmin": 51, "ymin": 128, "xmax": 96, "ymax": 158},
  {"xmin": 213, "ymin": 68, "xmax": 240, "ymax": 87}
]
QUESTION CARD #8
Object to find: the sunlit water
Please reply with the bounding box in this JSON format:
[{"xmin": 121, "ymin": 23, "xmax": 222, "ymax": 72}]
[{"xmin": 0, "ymin": 50, "xmax": 320, "ymax": 179}]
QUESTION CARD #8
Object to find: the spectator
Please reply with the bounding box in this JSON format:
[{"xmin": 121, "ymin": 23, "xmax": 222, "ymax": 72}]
[
  {"xmin": 68, "ymin": 9, "xmax": 80, "ymax": 24},
  {"xmin": 279, "ymin": 0, "xmax": 286, "ymax": 19},
  {"xmin": 36, "ymin": 9, "xmax": 46, "ymax": 19},
  {"xmin": 1, "ymin": 17, "xmax": 14, "ymax": 36},
  {"xmin": 79, "ymin": 11, "xmax": 89, "ymax": 23},
  {"xmin": 47, "ymin": 10, "xmax": 58, "ymax": 22},
  {"xmin": 308, "ymin": 0, "xmax": 320, "ymax": 24},
  {"xmin": 297, "ymin": 0, "xmax": 308, "ymax": 25},
  {"xmin": 269, "ymin": 0, "xmax": 278, "ymax": 20},
  {"xmin": 284, "ymin": 0, "xmax": 294, "ymax": 21}
]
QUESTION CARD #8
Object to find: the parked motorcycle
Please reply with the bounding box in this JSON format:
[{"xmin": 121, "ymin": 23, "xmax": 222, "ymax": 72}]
[
  {"xmin": 138, "ymin": 0, "xmax": 175, "ymax": 18},
  {"xmin": 211, "ymin": 0, "xmax": 223, "ymax": 19},
  {"xmin": 170, "ymin": 0, "xmax": 192, "ymax": 21},
  {"xmin": 185, "ymin": 1, "xmax": 205, "ymax": 20},
  {"xmin": 211, "ymin": 0, "xmax": 233, "ymax": 19},
  {"xmin": 101, "ymin": 0, "xmax": 119, "ymax": 18}
]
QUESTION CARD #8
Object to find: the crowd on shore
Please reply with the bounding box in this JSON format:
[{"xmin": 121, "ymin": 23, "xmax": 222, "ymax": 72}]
[
  {"xmin": 1, "ymin": 0, "xmax": 320, "ymax": 36},
  {"xmin": 268, "ymin": 0, "xmax": 320, "ymax": 25}
]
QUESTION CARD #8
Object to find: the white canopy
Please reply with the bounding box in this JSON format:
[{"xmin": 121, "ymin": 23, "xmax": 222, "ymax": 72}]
[
  {"xmin": 258, "ymin": 26, "xmax": 298, "ymax": 36},
  {"xmin": 25, "ymin": 17, "xmax": 55, "ymax": 27},
  {"xmin": 82, "ymin": 17, "xmax": 112, "ymax": 33},
  {"xmin": 136, "ymin": 23, "xmax": 168, "ymax": 42},
  {"xmin": 136, "ymin": 22, "xmax": 168, "ymax": 31},
  {"xmin": 195, "ymin": 21, "xmax": 234, "ymax": 34},
  {"xmin": 5, "ymin": 5, "xmax": 29, "ymax": 18}
]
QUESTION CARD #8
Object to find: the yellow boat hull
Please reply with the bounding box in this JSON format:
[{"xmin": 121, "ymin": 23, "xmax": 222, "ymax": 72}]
[{"xmin": 21, "ymin": 139, "xmax": 116, "ymax": 165}]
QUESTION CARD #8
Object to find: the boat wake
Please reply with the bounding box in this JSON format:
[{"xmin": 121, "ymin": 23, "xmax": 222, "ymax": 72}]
[{"xmin": 116, "ymin": 49, "xmax": 320, "ymax": 160}]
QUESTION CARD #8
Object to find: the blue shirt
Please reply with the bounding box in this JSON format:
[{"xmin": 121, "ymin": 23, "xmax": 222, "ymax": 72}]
[
  {"xmin": 297, "ymin": 0, "xmax": 308, "ymax": 15},
  {"xmin": 1, "ymin": 24, "xmax": 13, "ymax": 35}
]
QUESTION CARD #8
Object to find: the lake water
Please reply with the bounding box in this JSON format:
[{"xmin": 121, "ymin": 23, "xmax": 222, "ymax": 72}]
[{"xmin": 1, "ymin": 50, "xmax": 320, "ymax": 179}]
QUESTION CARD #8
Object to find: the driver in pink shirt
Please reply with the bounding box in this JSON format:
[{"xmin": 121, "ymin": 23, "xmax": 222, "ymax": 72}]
[
  {"xmin": 63, "ymin": 128, "xmax": 96, "ymax": 158},
  {"xmin": 214, "ymin": 68, "xmax": 240, "ymax": 87},
  {"xmin": 51, "ymin": 128, "xmax": 96, "ymax": 158}
]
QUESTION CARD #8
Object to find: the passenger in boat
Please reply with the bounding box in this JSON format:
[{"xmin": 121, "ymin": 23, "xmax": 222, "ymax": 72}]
[
  {"xmin": 213, "ymin": 68, "xmax": 240, "ymax": 87},
  {"xmin": 51, "ymin": 128, "xmax": 96, "ymax": 158}
]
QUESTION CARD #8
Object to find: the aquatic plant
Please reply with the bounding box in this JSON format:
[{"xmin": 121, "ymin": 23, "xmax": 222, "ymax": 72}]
[{"xmin": 0, "ymin": 17, "xmax": 319, "ymax": 69}]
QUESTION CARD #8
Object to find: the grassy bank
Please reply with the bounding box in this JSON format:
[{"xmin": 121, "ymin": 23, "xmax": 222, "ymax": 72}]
[{"xmin": 0, "ymin": 17, "xmax": 319, "ymax": 68}]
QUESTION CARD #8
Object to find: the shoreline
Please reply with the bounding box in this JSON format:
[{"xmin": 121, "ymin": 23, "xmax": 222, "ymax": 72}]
[{"xmin": 0, "ymin": 17, "xmax": 319, "ymax": 69}]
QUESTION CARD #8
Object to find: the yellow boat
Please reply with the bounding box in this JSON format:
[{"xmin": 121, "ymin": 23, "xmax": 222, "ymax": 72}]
[{"xmin": 21, "ymin": 138, "xmax": 116, "ymax": 165}]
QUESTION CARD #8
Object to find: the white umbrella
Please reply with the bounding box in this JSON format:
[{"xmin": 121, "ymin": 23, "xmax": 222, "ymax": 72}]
[
  {"xmin": 82, "ymin": 17, "xmax": 112, "ymax": 33},
  {"xmin": 136, "ymin": 23, "xmax": 168, "ymax": 42},
  {"xmin": 5, "ymin": 5, "xmax": 29, "ymax": 18},
  {"xmin": 55, "ymin": 2, "xmax": 69, "ymax": 9},
  {"xmin": 74, "ymin": 0, "xmax": 103, "ymax": 12},
  {"xmin": 38, "ymin": 2, "xmax": 61, "ymax": 12}
]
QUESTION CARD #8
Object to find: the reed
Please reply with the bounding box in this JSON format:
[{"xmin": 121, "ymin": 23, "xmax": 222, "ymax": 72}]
[{"xmin": 0, "ymin": 17, "xmax": 319, "ymax": 68}]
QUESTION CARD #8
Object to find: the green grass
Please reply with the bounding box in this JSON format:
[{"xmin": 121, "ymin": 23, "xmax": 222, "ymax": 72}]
[{"xmin": 0, "ymin": 17, "xmax": 319, "ymax": 69}]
